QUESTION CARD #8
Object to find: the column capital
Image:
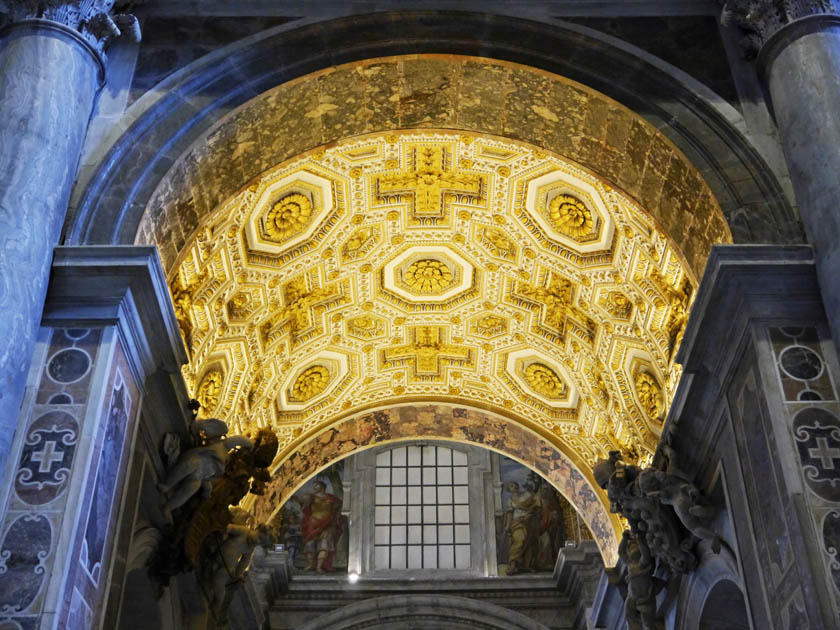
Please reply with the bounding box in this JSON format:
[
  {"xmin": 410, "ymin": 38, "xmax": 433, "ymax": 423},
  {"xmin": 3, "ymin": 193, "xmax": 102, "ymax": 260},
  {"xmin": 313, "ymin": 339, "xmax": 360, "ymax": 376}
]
[
  {"xmin": 0, "ymin": 1, "xmax": 142, "ymax": 57},
  {"xmin": 721, "ymin": 0, "xmax": 839, "ymax": 57}
]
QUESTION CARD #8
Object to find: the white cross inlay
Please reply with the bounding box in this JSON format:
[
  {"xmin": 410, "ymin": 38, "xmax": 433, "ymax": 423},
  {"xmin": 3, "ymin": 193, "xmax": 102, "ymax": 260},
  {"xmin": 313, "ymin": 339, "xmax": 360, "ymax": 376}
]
[
  {"xmin": 808, "ymin": 437, "xmax": 840, "ymax": 470},
  {"xmin": 31, "ymin": 440, "xmax": 65, "ymax": 473}
]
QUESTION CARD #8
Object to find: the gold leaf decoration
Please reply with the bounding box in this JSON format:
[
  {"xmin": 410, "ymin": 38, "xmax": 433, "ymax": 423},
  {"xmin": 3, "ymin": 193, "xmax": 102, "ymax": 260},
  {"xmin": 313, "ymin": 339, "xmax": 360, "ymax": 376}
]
[
  {"xmin": 197, "ymin": 370, "xmax": 223, "ymax": 412},
  {"xmin": 291, "ymin": 365, "xmax": 331, "ymax": 402},
  {"xmin": 635, "ymin": 372, "xmax": 664, "ymax": 419},
  {"xmin": 403, "ymin": 259, "xmax": 453, "ymax": 294},
  {"xmin": 264, "ymin": 192, "xmax": 312, "ymax": 242},
  {"xmin": 548, "ymin": 194, "xmax": 593, "ymax": 238},
  {"xmin": 524, "ymin": 363, "xmax": 566, "ymax": 399}
]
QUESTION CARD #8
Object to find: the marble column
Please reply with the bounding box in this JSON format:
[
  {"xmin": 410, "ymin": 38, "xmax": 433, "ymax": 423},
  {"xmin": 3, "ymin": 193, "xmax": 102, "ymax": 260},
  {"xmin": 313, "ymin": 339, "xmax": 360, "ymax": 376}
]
[
  {"xmin": 0, "ymin": 5, "xmax": 139, "ymax": 468},
  {"xmin": 724, "ymin": 1, "xmax": 840, "ymax": 347}
]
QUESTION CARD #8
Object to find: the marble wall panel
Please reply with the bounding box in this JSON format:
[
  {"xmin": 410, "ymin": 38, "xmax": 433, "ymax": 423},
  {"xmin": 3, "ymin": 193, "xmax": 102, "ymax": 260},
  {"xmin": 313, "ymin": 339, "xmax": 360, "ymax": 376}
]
[
  {"xmin": 58, "ymin": 336, "xmax": 140, "ymax": 629},
  {"xmin": 0, "ymin": 328, "xmax": 104, "ymax": 627},
  {"xmin": 767, "ymin": 325, "xmax": 840, "ymax": 623}
]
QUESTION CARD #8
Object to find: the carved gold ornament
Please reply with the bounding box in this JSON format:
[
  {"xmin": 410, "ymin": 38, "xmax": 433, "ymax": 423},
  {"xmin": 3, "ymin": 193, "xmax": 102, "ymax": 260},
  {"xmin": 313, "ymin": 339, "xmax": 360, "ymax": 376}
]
[
  {"xmin": 635, "ymin": 372, "xmax": 664, "ymax": 420},
  {"xmin": 170, "ymin": 131, "xmax": 717, "ymax": 460},
  {"xmin": 548, "ymin": 194, "xmax": 593, "ymax": 238},
  {"xmin": 291, "ymin": 365, "xmax": 331, "ymax": 402},
  {"xmin": 403, "ymin": 259, "xmax": 453, "ymax": 294},
  {"xmin": 524, "ymin": 363, "xmax": 567, "ymax": 399},
  {"xmin": 197, "ymin": 370, "xmax": 223, "ymax": 411},
  {"xmin": 264, "ymin": 193, "xmax": 313, "ymax": 242}
]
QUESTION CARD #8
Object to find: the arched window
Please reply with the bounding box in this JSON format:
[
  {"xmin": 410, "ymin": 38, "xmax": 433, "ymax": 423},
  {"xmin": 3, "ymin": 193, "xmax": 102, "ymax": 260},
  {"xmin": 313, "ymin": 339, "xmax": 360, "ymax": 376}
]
[{"xmin": 373, "ymin": 445, "xmax": 471, "ymax": 570}]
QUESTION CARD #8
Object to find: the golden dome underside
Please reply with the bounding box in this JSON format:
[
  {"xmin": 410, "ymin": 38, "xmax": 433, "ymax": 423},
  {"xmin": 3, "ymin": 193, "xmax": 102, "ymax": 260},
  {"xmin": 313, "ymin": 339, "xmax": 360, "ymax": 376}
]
[{"xmin": 171, "ymin": 131, "xmax": 704, "ymax": 468}]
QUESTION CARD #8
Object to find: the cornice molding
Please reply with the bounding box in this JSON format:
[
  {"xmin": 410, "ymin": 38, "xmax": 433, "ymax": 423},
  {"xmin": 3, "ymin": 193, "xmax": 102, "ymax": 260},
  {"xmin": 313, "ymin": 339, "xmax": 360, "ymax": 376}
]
[
  {"xmin": 0, "ymin": 1, "xmax": 142, "ymax": 57},
  {"xmin": 721, "ymin": 0, "xmax": 839, "ymax": 57}
]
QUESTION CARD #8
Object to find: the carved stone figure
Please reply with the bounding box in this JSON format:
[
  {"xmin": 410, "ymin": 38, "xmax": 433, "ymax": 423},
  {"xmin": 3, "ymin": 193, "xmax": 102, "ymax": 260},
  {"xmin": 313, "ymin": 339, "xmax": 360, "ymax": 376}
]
[
  {"xmin": 158, "ymin": 419, "xmax": 257, "ymax": 515},
  {"xmin": 619, "ymin": 530, "xmax": 665, "ymax": 630},
  {"xmin": 593, "ymin": 449, "xmax": 719, "ymax": 575},
  {"xmin": 206, "ymin": 523, "xmax": 274, "ymax": 624}
]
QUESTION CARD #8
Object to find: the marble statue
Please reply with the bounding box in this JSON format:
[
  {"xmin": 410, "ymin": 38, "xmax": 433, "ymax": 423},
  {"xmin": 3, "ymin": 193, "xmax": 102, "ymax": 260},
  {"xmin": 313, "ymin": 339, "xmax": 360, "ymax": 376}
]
[
  {"xmin": 593, "ymin": 448, "xmax": 719, "ymax": 575},
  {"xmin": 158, "ymin": 419, "xmax": 257, "ymax": 514},
  {"xmin": 207, "ymin": 523, "xmax": 274, "ymax": 624},
  {"xmin": 619, "ymin": 530, "xmax": 665, "ymax": 630}
]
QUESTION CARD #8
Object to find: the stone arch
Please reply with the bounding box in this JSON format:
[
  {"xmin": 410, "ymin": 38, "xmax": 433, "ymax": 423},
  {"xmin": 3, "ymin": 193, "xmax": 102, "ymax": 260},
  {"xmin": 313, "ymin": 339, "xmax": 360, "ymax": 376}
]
[
  {"xmin": 298, "ymin": 593, "xmax": 551, "ymax": 630},
  {"xmin": 248, "ymin": 404, "xmax": 621, "ymax": 566},
  {"xmin": 698, "ymin": 580, "xmax": 750, "ymax": 630},
  {"xmin": 67, "ymin": 11, "xmax": 798, "ymax": 251},
  {"xmin": 675, "ymin": 545, "xmax": 752, "ymax": 630}
]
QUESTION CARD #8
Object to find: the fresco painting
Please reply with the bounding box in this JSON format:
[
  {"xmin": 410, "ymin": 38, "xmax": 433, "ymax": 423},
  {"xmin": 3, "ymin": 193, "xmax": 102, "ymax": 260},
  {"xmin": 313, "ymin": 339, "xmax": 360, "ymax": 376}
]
[
  {"xmin": 277, "ymin": 460, "xmax": 348, "ymax": 572},
  {"xmin": 496, "ymin": 456, "xmax": 592, "ymax": 575}
]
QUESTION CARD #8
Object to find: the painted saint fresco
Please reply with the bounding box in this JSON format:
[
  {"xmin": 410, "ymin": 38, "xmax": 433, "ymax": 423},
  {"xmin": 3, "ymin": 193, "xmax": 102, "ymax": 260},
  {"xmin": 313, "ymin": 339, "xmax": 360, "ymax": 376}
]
[
  {"xmin": 496, "ymin": 455, "xmax": 592, "ymax": 575},
  {"xmin": 278, "ymin": 460, "xmax": 348, "ymax": 573}
]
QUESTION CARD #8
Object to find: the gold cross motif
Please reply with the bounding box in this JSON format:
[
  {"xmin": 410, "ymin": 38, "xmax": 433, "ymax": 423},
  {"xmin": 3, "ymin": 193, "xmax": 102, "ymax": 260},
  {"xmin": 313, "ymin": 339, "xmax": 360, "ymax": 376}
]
[
  {"xmin": 375, "ymin": 144, "xmax": 485, "ymax": 225},
  {"xmin": 381, "ymin": 326, "xmax": 474, "ymax": 382},
  {"xmin": 262, "ymin": 276, "xmax": 342, "ymax": 345},
  {"xmin": 513, "ymin": 275, "xmax": 597, "ymax": 343}
]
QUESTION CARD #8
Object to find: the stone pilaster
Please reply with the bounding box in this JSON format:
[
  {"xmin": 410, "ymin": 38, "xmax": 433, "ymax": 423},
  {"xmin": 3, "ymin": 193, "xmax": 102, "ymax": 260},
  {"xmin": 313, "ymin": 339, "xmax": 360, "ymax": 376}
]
[
  {"xmin": 0, "ymin": 247, "xmax": 187, "ymax": 629},
  {"xmin": 0, "ymin": 2, "xmax": 139, "ymax": 473}
]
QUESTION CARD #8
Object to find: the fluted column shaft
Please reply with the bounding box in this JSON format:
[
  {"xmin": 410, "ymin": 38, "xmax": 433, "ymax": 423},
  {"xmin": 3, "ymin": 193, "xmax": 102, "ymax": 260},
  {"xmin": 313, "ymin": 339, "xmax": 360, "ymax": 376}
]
[
  {"xmin": 758, "ymin": 12, "xmax": 840, "ymax": 346},
  {"xmin": 0, "ymin": 21, "xmax": 101, "ymax": 462}
]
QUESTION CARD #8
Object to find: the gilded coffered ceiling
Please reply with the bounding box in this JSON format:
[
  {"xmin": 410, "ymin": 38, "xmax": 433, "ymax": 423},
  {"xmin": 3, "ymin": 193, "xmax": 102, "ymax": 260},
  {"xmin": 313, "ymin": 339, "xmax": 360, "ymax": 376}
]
[{"xmin": 169, "ymin": 130, "xmax": 716, "ymax": 470}]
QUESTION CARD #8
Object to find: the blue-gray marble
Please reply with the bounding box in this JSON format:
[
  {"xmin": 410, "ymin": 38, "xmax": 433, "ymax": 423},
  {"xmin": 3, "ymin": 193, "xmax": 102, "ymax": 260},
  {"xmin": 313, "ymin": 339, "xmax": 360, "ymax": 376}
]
[
  {"xmin": 0, "ymin": 23, "xmax": 99, "ymax": 467},
  {"xmin": 763, "ymin": 16, "xmax": 840, "ymax": 355}
]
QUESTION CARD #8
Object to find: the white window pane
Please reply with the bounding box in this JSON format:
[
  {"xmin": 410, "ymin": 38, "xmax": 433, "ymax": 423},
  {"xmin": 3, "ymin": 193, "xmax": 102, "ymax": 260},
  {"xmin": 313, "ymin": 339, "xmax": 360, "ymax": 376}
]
[
  {"xmin": 422, "ymin": 445, "xmax": 436, "ymax": 463},
  {"xmin": 453, "ymin": 450, "xmax": 468, "ymax": 465},
  {"xmin": 391, "ymin": 525, "xmax": 406, "ymax": 544},
  {"xmin": 455, "ymin": 524, "xmax": 470, "ymax": 543},
  {"xmin": 375, "ymin": 486, "xmax": 390, "ymax": 505},
  {"xmin": 391, "ymin": 546, "xmax": 406, "ymax": 569},
  {"xmin": 423, "ymin": 467, "xmax": 436, "ymax": 484},
  {"xmin": 423, "ymin": 525, "xmax": 437, "ymax": 543},
  {"xmin": 408, "ymin": 505, "xmax": 422, "ymax": 523},
  {"xmin": 407, "ymin": 545, "xmax": 422, "ymax": 568},
  {"xmin": 438, "ymin": 447, "xmax": 452, "ymax": 465},
  {"xmin": 392, "ymin": 446, "xmax": 406, "ymax": 465},
  {"xmin": 392, "ymin": 486, "xmax": 406, "ymax": 504},
  {"xmin": 438, "ymin": 486, "xmax": 453, "ymax": 503},
  {"xmin": 423, "ymin": 546, "xmax": 438, "ymax": 568},
  {"xmin": 454, "ymin": 505, "xmax": 469, "ymax": 524},
  {"xmin": 375, "ymin": 526, "xmax": 390, "ymax": 544},
  {"xmin": 392, "ymin": 467, "xmax": 407, "ymax": 485},
  {"xmin": 407, "ymin": 468, "xmax": 421, "ymax": 485},
  {"xmin": 423, "ymin": 505, "xmax": 437, "ymax": 522},
  {"xmin": 438, "ymin": 468, "xmax": 452, "ymax": 485},
  {"xmin": 439, "ymin": 506, "xmax": 453, "ymax": 524},
  {"xmin": 408, "ymin": 486, "xmax": 421, "ymax": 504},
  {"xmin": 423, "ymin": 486, "xmax": 437, "ymax": 504},
  {"xmin": 375, "ymin": 546, "xmax": 390, "ymax": 568},
  {"xmin": 453, "ymin": 486, "xmax": 468, "ymax": 504},
  {"xmin": 439, "ymin": 545, "xmax": 455, "ymax": 569},
  {"xmin": 408, "ymin": 446, "xmax": 422, "ymax": 465},
  {"xmin": 453, "ymin": 467, "xmax": 468, "ymax": 484},
  {"xmin": 376, "ymin": 468, "xmax": 390, "ymax": 485},
  {"xmin": 375, "ymin": 506, "xmax": 390, "ymax": 524},
  {"xmin": 392, "ymin": 505, "xmax": 406, "ymax": 524},
  {"xmin": 376, "ymin": 451, "xmax": 390, "ymax": 466},
  {"xmin": 455, "ymin": 544, "xmax": 470, "ymax": 568},
  {"xmin": 408, "ymin": 525, "xmax": 422, "ymax": 544},
  {"xmin": 439, "ymin": 526, "xmax": 454, "ymax": 543}
]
